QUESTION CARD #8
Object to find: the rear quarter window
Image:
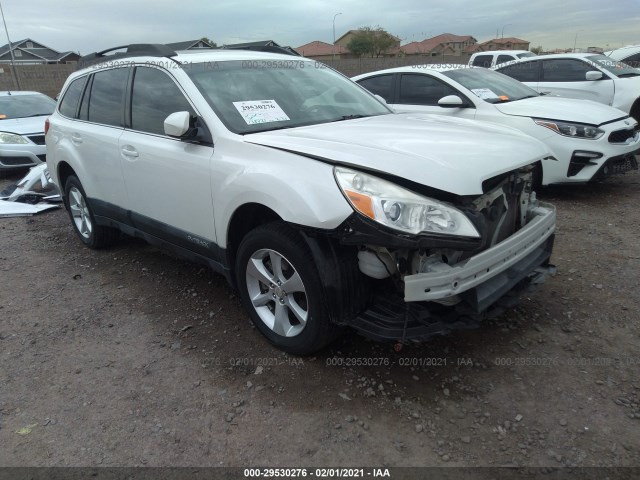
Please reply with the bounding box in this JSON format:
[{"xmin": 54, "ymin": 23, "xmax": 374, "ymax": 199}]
[{"xmin": 58, "ymin": 77, "xmax": 87, "ymax": 118}]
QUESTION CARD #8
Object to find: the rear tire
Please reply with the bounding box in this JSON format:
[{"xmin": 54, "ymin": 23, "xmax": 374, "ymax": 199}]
[
  {"xmin": 235, "ymin": 222, "xmax": 338, "ymax": 355},
  {"xmin": 64, "ymin": 175, "xmax": 119, "ymax": 249}
]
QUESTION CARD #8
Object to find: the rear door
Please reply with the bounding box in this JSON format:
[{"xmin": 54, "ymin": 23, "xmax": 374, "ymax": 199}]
[
  {"xmin": 537, "ymin": 58, "xmax": 615, "ymax": 104},
  {"xmin": 118, "ymin": 66, "xmax": 216, "ymax": 249},
  {"xmin": 61, "ymin": 68, "xmax": 130, "ymax": 210}
]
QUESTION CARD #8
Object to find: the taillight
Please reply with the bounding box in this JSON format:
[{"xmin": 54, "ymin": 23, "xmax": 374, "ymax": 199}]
[{"xmin": 44, "ymin": 117, "xmax": 50, "ymax": 135}]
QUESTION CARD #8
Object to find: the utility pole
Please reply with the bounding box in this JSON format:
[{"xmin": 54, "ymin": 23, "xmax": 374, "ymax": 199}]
[
  {"xmin": 0, "ymin": 0, "xmax": 21, "ymax": 90},
  {"xmin": 332, "ymin": 12, "xmax": 342, "ymax": 60}
]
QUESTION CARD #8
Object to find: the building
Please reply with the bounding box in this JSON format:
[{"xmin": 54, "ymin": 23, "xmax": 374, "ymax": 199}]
[
  {"xmin": 0, "ymin": 39, "xmax": 79, "ymax": 64},
  {"xmin": 401, "ymin": 33, "xmax": 477, "ymax": 57},
  {"xmin": 294, "ymin": 41, "xmax": 353, "ymax": 60},
  {"xmin": 166, "ymin": 39, "xmax": 216, "ymax": 51},
  {"xmin": 473, "ymin": 37, "xmax": 530, "ymax": 52}
]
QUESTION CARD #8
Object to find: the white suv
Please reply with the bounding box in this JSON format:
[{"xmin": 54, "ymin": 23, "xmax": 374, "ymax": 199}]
[{"xmin": 46, "ymin": 44, "xmax": 557, "ymax": 354}]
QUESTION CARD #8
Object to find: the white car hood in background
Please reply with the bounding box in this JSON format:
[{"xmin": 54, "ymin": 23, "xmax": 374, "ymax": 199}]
[
  {"xmin": 494, "ymin": 97, "xmax": 628, "ymax": 125},
  {"xmin": 245, "ymin": 114, "xmax": 551, "ymax": 196},
  {"xmin": 0, "ymin": 116, "xmax": 47, "ymax": 135}
]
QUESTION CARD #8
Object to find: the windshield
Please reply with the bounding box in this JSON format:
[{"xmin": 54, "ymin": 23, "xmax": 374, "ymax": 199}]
[
  {"xmin": 442, "ymin": 68, "xmax": 539, "ymax": 103},
  {"xmin": 0, "ymin": 93, "xmax": 56, "ymax": 120},
  {"xmin": 184, "ymin": 60, "xmax": 391, "ymax": 134},
  {"xmin": 587, "ymin": 55, "xmax": 640, "ymax": 77}
]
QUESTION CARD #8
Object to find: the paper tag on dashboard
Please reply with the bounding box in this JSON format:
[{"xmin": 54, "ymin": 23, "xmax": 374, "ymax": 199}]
[
  {"xmin": 233, "ymin": 100, "xmax": 290, "ymax": 125},
  {"xmin": 470, "ymin": 88, "xmax": 499, "ymax": 100}
]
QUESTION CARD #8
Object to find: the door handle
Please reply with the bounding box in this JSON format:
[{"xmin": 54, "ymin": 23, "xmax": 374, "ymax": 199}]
[
  {"xmin": 121, "ymin": 145, "xmax": 139, "ymax": 159},
  {"xmin": 71, "ymin": 133, "xmax": 82, "ymax": 145}
]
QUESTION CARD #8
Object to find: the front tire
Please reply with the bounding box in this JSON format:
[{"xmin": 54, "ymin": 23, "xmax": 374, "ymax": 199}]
[
  {"xmin": 64, "ymin": 175, "xmax": 119, "ymax": 249},
  {"xmin": 235, "ymin": 223, "xmax": 337, "ymax": 355}
]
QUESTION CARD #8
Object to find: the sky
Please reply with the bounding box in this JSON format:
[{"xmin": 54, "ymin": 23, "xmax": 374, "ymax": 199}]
[{"xmin": 2, "ymin": 0, "xmax": 640, "ymax": 55}]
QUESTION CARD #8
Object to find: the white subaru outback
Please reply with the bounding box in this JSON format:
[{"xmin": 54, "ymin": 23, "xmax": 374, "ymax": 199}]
[{"xmin": 46, "ymin": 44, "xmax": 557, "ymax": 354}]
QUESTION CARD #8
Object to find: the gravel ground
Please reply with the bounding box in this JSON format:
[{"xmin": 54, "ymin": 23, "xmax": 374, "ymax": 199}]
[{"xmin": 0, "ymin": 169, "xmax": 639, "ymax": 469}]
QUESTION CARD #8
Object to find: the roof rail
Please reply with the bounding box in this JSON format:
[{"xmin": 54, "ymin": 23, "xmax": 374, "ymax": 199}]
[
  {"xmin": 77, "ymin": 44, "xmax": 177, "ymax": 69},
  {"xmin": 219, "ymin": 45, "xmax": 300, "ymax": 57}
]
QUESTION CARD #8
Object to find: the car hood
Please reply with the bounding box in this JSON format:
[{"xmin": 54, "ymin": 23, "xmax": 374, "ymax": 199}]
[
  {"xmin": 494, "ymin": 96, "xmax": 628, "ymax": 125},
  {"xmin": 0, "ymin": 116, "xmax": 48, "ymax": 134},
  {"xmin": 244, "ymin": 113, "xmax": 551, "ymax": 196}
]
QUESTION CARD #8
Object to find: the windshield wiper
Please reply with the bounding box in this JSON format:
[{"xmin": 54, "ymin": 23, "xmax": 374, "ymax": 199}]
[
  {"xmin": 617, "ymin": 73, "xmax": 640, "ymax": 78},
  {"xmin": 330, "ymin": 114, "xmax": 370, "ymax": 122},
  {"xmin": 246, "ymin": 125, "xmax": 293, "ymax": 134}
]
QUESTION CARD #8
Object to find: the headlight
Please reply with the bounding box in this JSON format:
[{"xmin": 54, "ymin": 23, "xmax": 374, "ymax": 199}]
[
  {"xmin": 533, "ymin": 119, "xmax": 604, "ymax": 139},
  {"xmin": 334, "ymin": 167, "xmax": 479, "ymax": 238},
  {"xmin": 0, "ymin": 132, "xmax": 29, "ymax": 144}
]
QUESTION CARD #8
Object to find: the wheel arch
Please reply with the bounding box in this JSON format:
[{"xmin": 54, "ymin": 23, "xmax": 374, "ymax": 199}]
[
  {"xmin": 226, "ymin": 203, "xmax": 282, "ymax": 288},
  {"xmin": 57, "ymin": 161, "xmax": 78, "ymax": 208}
]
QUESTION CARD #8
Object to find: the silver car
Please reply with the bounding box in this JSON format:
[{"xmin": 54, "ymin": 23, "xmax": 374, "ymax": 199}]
[{"xmin": 0, "ymin": 91, "xmax": 56, "ymax": 175}]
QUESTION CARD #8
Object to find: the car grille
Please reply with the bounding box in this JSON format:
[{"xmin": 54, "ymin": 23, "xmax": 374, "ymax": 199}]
[
  {"xmin": 27, "ymin": 134, "xmax": 46, "ymax": 145},
  {"xmin": 608, "ymin": 127, "xmax": 638, "ymax": 144}
]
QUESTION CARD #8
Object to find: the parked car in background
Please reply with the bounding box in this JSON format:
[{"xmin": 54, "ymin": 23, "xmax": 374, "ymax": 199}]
[
  {"xmin": 0, "ymin": 91, "xmax": 55, "ymax": 176},
  {"xmin": 604, "ymin": 45, "xmax": 640, "ymax": 68},
  {"xmin": 46, "ymin": 44, "xmax": 557, "ymax": 354},
  {"xmin": 494, "ymin": 53, "xmax": 640, "ymax": 121},
  {"xmin": 353, "ymin": 66, "xmax": 640, "ymax": 186},
  {"xmin": 469, "ymin": 50, "xmax": 536, "ymax": 68}
]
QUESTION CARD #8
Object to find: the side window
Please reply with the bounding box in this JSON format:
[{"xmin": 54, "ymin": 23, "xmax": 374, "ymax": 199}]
[
  {"xmin": 357, "ymin": 74, "xmax": 394, "ymax": 103},
  {"xmin": 623, "ymin": 53, "xmax": 640, "ymax": 68},
  {"xmin": 131, "ymin": 67, "xmax": 195, "ymax": 135},
  {"xmin": 496, "ymin": 55, "xmax": 515, "ymax": 66},
  {"xmin": 472, "ymin": 54, "xmax": 493, "ymax": 68},
  {"xmin": 398, "ymin": 74, "xmax": 460, "ymax": 106},
  {"xmin": 58, "ymin": 77, "xmax": 87, "ymax": 118},
  {"xmin": 541, "ymin": 59, "xmax": 593, "ymax": 82},
  {"xmin": 88, "ymin": 68, "xmax": 129, "ymax": 126},
  {"xmin": 498, "ymin": 61, "xmax": 540, "ymax": 82}
]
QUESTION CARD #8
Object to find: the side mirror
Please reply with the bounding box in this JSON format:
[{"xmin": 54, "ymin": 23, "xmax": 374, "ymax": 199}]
[
  {"xmin": 164, "ymin": 111, "xmax": 214, "ymax": 145},
  {"xmin": 585, "ymin": 70, "xmax": 603, "ymax": 81},
  {"xmin": 164, "ymin": 111, "xmax": 191, "ymax": 137},
  {"xmin": 438, "ymin": 95, "xmax": 465, "ymax": 108},
  {"xmin": 373, "ymin": 94, "xmax": 388, "ymax": 105}
]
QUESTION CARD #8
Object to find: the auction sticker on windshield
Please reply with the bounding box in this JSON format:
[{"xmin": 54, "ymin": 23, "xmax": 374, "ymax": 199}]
[
  {"xmin": 233, "ymin": 100, "xmax": 290, "ymax": 125},
  {"xmin": 470, "ymin": 88, "xmax": 499, "ymax": 100}
]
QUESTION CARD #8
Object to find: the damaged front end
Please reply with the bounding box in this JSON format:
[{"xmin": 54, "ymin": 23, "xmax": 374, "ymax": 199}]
[{"xmin": 332, "ymin": 163, "xmax": 556, "ymax": 342}]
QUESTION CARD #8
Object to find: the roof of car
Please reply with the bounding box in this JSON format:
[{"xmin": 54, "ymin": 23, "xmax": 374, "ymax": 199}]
[
  {"xmin": 75, "ymin": 43, "xmax": 303, "ymax": 72},
  {"xmin": 352, "ymin": 64, "xmax": 469, "ymax": 79},
  {"xmin": 0, "ymin": 91, "xmax": 47, "ymax": 97},
  {"xmin": 503, "ymin": 52, "xmax": 600, "ymax": 63},
  {"xmin": 471, "ymin": 50, "xmax": 531, "ymax": 56},
  {"xmin": 604, "ymin": 45, "xmax": 640, "ymax": 59}
]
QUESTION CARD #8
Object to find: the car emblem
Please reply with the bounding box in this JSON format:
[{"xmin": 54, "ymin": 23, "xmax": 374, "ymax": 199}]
[{"xmin": 625, "ymin": 120, "xmax": 630, "ymax": 125}]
